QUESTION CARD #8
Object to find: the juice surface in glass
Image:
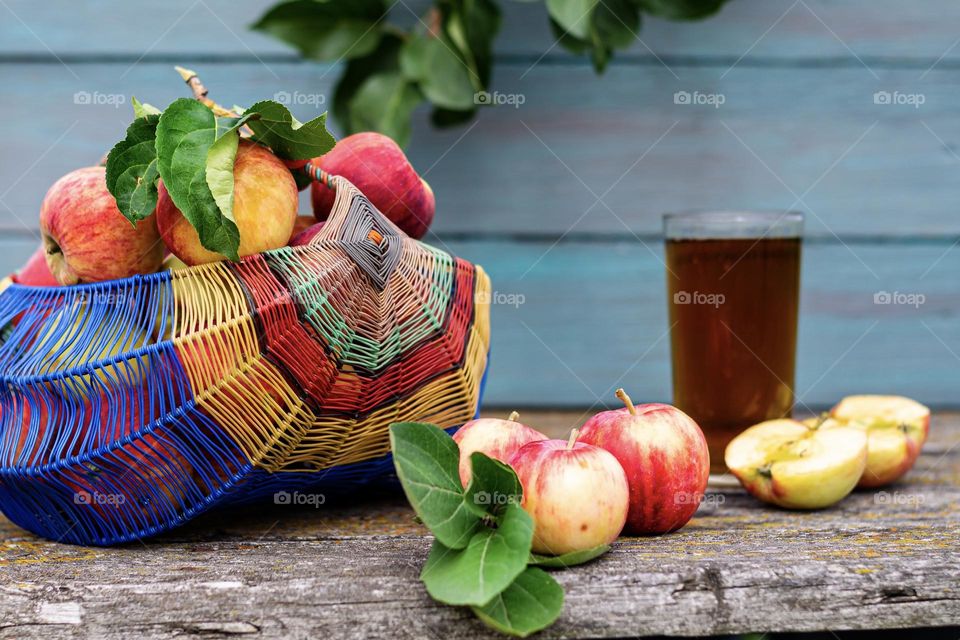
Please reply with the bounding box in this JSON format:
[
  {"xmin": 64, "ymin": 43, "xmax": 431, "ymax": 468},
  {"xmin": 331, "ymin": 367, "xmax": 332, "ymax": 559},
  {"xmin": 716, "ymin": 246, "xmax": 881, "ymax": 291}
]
[{"xmin": 664, "ymin": 212, "xmax": 803, "ymax": 472}]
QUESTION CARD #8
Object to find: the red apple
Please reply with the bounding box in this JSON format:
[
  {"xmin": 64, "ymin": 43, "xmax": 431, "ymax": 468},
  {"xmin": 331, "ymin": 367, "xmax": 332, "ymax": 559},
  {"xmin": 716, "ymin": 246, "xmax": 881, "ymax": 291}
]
[
  {"xmin": 579, "ymin": 389, "xmax": 710, "ymax": 534},
  {"xmin": 12, "ymin": 245, "xmax": 59, "ymax": 287},
  {"xmin": 289, "ymin": 221, "xmax": 325, "ymax": 247},
  {"xmin": 452, "ymin": 411, "xmax": 546, "ymax": 486},
  {"xmin": 509, "ymin": 431, "xmax": 629, "ymax": 555},
  {"xmin": 40, "ymin": 166, "xmax": 164, "ymax": 285},
  {"xmin": 292, "ymin": 214, "xmax": 316, "ymax": 237},
  {"xmin": 157, "ymin": 141, "xmax": 298, "ymax": 265},
  {"xmin": 310, "ymin": 132, "xmax": 435, "ymax": 239}
]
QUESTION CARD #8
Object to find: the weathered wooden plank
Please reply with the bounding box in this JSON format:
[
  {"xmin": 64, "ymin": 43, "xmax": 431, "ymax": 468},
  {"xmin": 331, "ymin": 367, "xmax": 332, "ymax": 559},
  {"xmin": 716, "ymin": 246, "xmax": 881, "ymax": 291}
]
[
  {"xmin": 2, "ymin": 237, "xmax": 958, "ymax": 408},
  {"xmin": 1, "ymin": 411, "xmax": 958, "ymax": 639},
  {"xmin": 1, "ymin": 63, "xmax": 959, "ymax": 237},
  {"xmin": 4, "ymin": 0, "xmax": 960, "ymax": 61}
]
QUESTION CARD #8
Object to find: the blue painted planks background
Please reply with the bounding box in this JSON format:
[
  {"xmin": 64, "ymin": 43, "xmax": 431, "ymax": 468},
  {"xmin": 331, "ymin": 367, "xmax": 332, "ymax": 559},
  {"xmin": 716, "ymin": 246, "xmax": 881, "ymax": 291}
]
[{"xmin": 0, "ymin": 0, "xmax": 957, "ymax": 408}]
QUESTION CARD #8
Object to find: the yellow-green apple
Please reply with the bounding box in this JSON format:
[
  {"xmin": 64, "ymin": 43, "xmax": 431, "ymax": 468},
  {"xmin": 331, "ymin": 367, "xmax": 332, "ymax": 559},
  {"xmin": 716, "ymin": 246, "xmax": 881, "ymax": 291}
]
[
  {"xmin": 826, "ymin": 395, "xmax": 930, "ymax": 488},
  {"xmin": 162, "ymin": 254, "xmax": 189, "ymax": 272},
  {"xmin": 289, "ymin": 221, "xmax": 325, "ymax": 247},
  {"xmin": 12, "ymin": 245, "xmax": 59, "ymax": 287},
  {"xmin": 157, "ymin": 141, "xmax": 298, "ymax": 265},
  {"xmin": 452, "ymin": 412, "xmax": 546, "ymax": 486},
  {"xmin": 310, "ymin": 132, "xmax": 435, "ymax": 239},
  {"xmin": 40, "ymin": 167, "xmax": 164, "ymax": 284},
  {"xmin": 508, "ymin": 431, "xmax": 629, "ymax": 555},
  {"xmin": 578, "ymin": 389, "xmax": 709, "ymax": 534},
  {"xmin": 725, "ymin": 419, "xmax": 867, "ymax": 509}
]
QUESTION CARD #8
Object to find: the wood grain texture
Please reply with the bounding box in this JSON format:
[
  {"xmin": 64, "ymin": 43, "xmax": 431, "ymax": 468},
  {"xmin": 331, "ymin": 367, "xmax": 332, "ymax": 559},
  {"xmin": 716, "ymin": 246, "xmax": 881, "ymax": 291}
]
[
  {"xmin": 2, "ymin": 237, "xmax": 957, "ymax": 408},
  {"xmin": 4, "ymin": 0, "xmax": 960, "ymax": 61},
  {"xmin": 1, "ymin": 411, "xmax": 958, "ymax": 639},
  {"xmin": 1, "ymin": 63, "xmax": 958, "ymax": 237}
]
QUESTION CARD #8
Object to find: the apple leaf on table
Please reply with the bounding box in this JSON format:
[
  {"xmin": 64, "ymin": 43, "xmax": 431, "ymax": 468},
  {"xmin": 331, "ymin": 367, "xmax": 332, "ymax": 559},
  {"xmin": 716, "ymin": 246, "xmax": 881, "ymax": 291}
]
[
  {"xmin": 105, "ymin": 109, "xmax": 160, "ymax": 223},
  {"xmin": 244, "ymin": 100, "xmax": 336, "ymax": 160},
  {"xmin": 389, "ymin": 423, "xmax": 480, "ymax": 550},
  {"xmin": 471, "ymin": 567, "xmax": 564, "ymax": 638},
  {"xmin": 530, "ymin": 543, "xmax": 611, "ymax": 568},
  {"xmin": 421, "ymin": 502, "xmax": 533, "ymax": 606},
  {"xmin": 463, "ymin": 452, "xmax": 523, "ymax": 519},
  {"xmin": 155, "ymin": 98, "xmax": 242, "ymax": 261}
]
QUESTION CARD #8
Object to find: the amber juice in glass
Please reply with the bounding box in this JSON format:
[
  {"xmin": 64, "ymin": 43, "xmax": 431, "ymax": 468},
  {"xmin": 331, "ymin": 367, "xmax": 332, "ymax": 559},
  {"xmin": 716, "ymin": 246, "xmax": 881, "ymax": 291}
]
[{"xmin": 664, "ymin": 212, "xmax": 803, "ymax": 472}]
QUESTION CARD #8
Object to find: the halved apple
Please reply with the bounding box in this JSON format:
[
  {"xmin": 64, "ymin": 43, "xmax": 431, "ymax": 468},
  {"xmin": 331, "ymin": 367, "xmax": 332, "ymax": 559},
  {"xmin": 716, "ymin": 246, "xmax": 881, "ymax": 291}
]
[
  {"xmin": 725, "ymin": 419, "xmax": 867, "ymax": 509},
  {"xmin": 825, "ymin": 395, "xmax": 930, "ymax": 488}
]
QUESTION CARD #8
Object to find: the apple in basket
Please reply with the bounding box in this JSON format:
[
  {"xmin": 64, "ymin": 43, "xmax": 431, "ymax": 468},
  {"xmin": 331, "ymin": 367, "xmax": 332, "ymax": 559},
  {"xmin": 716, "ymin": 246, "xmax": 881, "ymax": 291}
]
[
  {"xmin": 509, "ymin": 431, "xmax": 629, "ymax": 555},
  {"xmin": 820, "ymin": 395, "xmax": 930, "ymax": 488},
  {"xmin": 158, "ymin": 141, "xmax": 298, "ymax": 265},
  {"xmin": 289, "ymin": 221, "xmax": 325, "ymax": 247},
  {"xmin": 310, "ymin": 132, "xmax": 435, "ymax": 239},
  {"xmin": 725, "ymin": 419, "xmax": 867, "ymax": 509},
  {"xmin": 11, "ymin": 245, "xmax": 59, "ymax": 287},
  {"xmin": 578, "ymin": 389, "xmax": 710, "ymax": 534},
  {"xmin": 40, "ymin": 166, "xmax": 165, "ymax": 285},
  {"xmin": 452, "ymin": 412, "xmax": 547, "ymax": 486}
]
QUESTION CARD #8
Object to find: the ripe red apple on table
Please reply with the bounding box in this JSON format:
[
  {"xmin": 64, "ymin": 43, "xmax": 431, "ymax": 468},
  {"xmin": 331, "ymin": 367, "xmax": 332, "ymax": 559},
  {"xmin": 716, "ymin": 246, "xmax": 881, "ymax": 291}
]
[
  {"xmin": 825, "ymin": 395, "xmax": 930, "ymax": 488},
  {"xmin": 310, "ymin": 132, "xmax": 435, "ymax": 239},
  {"xmin": 509, "ymin": 430, "xmax": 629, "ymax": 555},
  {"xmin": 158, "ymin": 141, "xmax": 298, "ymax": 265},
  {"xmin": 579, "ymin": 389, "xmax": 710, "ymax": 534},
  {"xmin": 452, "ymin": 412, "xmax": 546, "ymax": 486},
  {"xmin": 40, "ymin": 166, "xmax": 164, "ymax": 285}
]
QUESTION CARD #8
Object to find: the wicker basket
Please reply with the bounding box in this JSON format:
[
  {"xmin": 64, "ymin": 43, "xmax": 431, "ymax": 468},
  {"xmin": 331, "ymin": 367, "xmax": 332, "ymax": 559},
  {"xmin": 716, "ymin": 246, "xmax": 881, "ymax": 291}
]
[{"xmin": 0, "ymin": 175, "xmax": 491, "ymax": 545}]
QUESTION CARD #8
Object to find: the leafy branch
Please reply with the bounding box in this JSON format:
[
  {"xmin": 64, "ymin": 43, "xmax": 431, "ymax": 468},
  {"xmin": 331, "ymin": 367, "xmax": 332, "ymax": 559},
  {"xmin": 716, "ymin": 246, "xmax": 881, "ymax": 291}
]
[{"xmin": 252, "ymin": 0, "xmax": 730, "ymax": 146}]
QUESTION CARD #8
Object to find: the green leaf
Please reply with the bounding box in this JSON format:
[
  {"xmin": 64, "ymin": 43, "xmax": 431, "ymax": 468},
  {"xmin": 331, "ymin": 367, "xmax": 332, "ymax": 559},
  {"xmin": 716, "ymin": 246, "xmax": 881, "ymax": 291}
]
[
  {"xmin": 546, "ymin": 0, "xmax": 597, "ymax": 40},
  {"xmin": 530, "ymin": 544, "xmax": 611, "ymax": 568},
  {"xmin": 205, "ymin": 116, "xmax": 252, "ymax": 226},
  {"xmin": 635, "ymin": 0, "xmax": 729, "ymax": 20},
  {"xmin": 443, "ymin": 0, "xmax": 501, "ymax": 86},
  {"xmin": 131, "ymin": 96, "xmax": 161, "ymax": 118},
  {"xmin": 421, "ymin": 503, "xmax": 534, "ymax": 606},
  {"xmin": 244, "ymin": 100, "xmax": 336, "ymax": 160},
  {"xmin": 251, "ymin": 0, "xmax": 387, "ymax": 61},
  {"xmin": 105, "ymin": 113, "xmax": 160, "ymax": 223},
  {"xmin": 390, "ymin": 422, "xmax": 480, "ymax": 550},
  {"xmin": 430, "ymin": 106, "xmax": 476, "ymax": 129},
  {"xmin": 400, "ymin": 34, "xmax": 477, "ymax": 111},
  {"xmin": 471, "ymin": 567, "xmax": 564, "ymax": 638},
  {"xmin": 348, "ymin": 72, "xmax": 423, "ymax": 147},
  {"xmin": 333, "ymin": 32, "xmax": 403, "ymax": 133},
  {"xmin": 155, "ymin": 98, "xmax": 240, "ymax": 261},
  {"xmin": 592, "ymin": 0, "xmax": 639, "ymax": 50},
  {"xmin": 463, "ymin": 452, "xmax": 522, "ymax": 518}
]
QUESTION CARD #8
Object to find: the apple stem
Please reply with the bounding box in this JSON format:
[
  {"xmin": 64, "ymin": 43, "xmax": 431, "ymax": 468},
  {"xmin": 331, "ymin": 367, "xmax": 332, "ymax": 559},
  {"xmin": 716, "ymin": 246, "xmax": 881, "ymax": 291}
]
[
  {"xmin": 615, "ymin": 388, "xmax": 637, "ymax": 415},
  {"xmin": 507, "ymin": 411, "xmax": 520, "ymax": 422},
  {"xmin": 566, "ymin": 428, "xmax": 579, "ymax": 450},
  {"xmin": 176, "ymin": 66, "xmax": 254, "ymax": 136}
]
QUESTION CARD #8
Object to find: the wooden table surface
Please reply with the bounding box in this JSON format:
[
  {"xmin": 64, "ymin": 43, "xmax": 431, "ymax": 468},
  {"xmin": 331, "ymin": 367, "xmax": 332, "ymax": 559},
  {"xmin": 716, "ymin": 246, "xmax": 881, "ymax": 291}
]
[{"xmin": 1, "ymin": 411, "xmax": 958, "ymax": 640}]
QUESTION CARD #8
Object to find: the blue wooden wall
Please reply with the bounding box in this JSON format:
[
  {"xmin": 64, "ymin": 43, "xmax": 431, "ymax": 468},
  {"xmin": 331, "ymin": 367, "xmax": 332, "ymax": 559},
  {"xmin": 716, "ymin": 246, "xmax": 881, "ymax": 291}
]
[{"xmin": 1, "ymin": 1, "xmax": 958, "ymax": 408}]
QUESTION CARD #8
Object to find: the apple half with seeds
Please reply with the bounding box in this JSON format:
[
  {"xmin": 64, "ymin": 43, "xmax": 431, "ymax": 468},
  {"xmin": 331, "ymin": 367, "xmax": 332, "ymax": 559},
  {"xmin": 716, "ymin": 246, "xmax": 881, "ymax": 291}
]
[
  {"xmin": 823, "ymin": 395, "xmax": 930, "ymax": 488},
  {"xmin": 725, "ymin": 419, "xmax": 867, "ymax": 509}
]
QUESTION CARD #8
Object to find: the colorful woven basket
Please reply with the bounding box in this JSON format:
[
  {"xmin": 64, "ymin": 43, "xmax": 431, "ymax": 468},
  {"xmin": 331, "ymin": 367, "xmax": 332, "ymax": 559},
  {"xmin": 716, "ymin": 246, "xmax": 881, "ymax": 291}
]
[{"xmin": 0, "ymin": 174, "xmax": 491, "ymax": 546}]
